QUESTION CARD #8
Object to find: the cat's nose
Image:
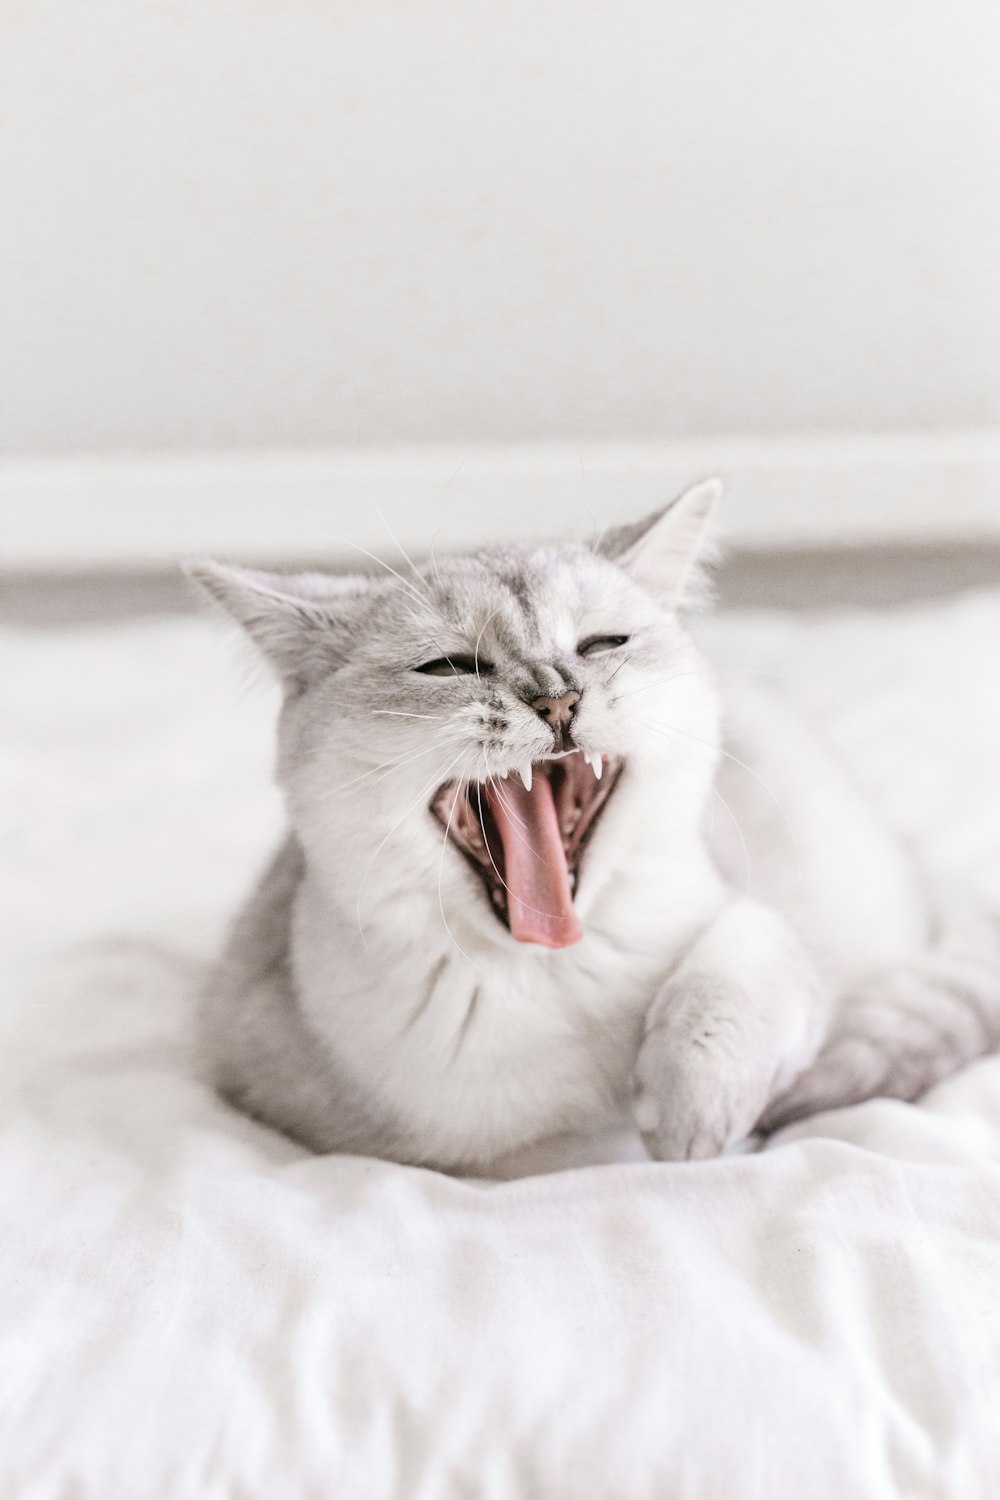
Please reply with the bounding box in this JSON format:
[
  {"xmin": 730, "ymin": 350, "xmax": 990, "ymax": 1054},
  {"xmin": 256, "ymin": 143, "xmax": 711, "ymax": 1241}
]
[{"xmin": 530, "ymin": 690, "xmax": 580, "ymax": 729}]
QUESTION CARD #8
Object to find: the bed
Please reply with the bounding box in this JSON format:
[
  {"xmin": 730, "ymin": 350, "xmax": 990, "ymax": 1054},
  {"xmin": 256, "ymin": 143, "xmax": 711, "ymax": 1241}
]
[{"xmin": 3, "ymin": 591, "xmax": 1000, "ymax": 1499}]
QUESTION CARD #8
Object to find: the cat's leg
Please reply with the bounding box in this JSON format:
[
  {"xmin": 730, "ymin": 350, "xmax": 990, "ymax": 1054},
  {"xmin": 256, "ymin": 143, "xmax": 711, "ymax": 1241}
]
[
  {"xmin": 761, "ymin": 905, "xmax": 1000, "ymax": 1131},
  {"xmin": 630, "ymin": 898, "xmax": 830, "ymax": 1161}
]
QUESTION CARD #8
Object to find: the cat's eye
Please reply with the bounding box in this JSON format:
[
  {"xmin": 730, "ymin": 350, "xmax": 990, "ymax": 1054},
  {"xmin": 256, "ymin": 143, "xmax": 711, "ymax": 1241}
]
[
  {"xmin": 414, "ymin": 655, "xmax": 493, "ymax": 677},
  {"xmin": 578, "ymin": 635, "xmax": 631, "ymax": 657}
]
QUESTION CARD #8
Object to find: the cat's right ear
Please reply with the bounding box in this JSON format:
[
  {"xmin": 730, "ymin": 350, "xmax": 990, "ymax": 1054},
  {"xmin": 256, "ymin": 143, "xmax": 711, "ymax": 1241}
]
[
  {"xmin": 595, "ymin": 478, "xmax": 721, "ymax": 610},
  {"xmin": 182, "ymin": 560, "xmax": 369, "ymax": 690}
]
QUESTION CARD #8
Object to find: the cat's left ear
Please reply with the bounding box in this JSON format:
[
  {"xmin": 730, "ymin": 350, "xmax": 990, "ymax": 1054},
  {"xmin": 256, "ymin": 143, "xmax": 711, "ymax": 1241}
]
[
  {"xmin": 183, "ymin": 559, "xmax": 370, "ymax": 691},
  {"xmin": 596, "ymin": 477, "xmax": 721, "ymax": 609}
]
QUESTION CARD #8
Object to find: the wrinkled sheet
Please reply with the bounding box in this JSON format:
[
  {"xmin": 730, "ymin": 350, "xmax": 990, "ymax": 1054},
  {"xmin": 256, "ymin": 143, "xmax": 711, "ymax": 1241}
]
[{"xmin": 3, "ymin": 595, "xmax": 1000, "ymax": 1500}]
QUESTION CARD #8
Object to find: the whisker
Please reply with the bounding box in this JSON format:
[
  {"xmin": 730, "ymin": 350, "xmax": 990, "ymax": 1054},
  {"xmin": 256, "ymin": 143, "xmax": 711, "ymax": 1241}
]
[
  {"xmin": 366, "ymin": 580, "xmax": 468, "ymax": 678},
  {"xmin": 473, "ymin": 607, "xmax": 502, "ymax": 682},
  {"xmin": 616, "ymin": 664, "xmax": 842, "ymax": 712},
  {"xmin": 614, "ymin": 668, "xmax": 709, "ymax": 701},
  {"xmin": 481, "ymin": 758, "xmax": 539, "ymax": 859},
  {"xmin": 476, "ymin": 777, "xmax": 560, "ymax": 917},
  {"xmin": 355, "ymin": 750, "xmax": 466, "ymax": 951},
  {"xmin": 489, "ymin": 786, "xmax": 535, "ymax": 852},
  {"xmin": 436, "ymin": 770, "xmax": 482, "ymax": 971},
  {"xmin": 644, "ymin": 717, "xmax": 803, "ymax": 885},
  {"xmin": 321, "ymin": 749, "xmax": 430, "ymax": 797},
  {"xmin": 368, "ymin": 732, "xmax": 459, "ymax": 790},
  {"xmin": 617, "ymin": 714, "xmax": 752, "ymax": 894},
  {"xmin": 374, "ymin": 503, "xmax": 433, "ymax": 602},
  {"xmin": 319, "ymin": 531, "xmax": 431, "ymax": 612},
  {"xmin": 323, "ymin": 732, "xmax": 455, "ymax": 798},
  {"xmin": 604, "ymin": 652, "xmax": 631, "ymax": 686},
  {"xmin": 427, "ymin": 529, "xmax": 447, "ymax": 591},
  {"xmin": 707, "ymin": 780, "xmax": 753, "ymax": 895},
  {"xmin": 371, "ymin": 710, "xmax": 448, "ymax": 721}
]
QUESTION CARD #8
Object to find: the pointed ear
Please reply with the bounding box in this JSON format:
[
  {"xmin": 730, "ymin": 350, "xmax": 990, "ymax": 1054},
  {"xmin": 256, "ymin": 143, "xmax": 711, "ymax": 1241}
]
[
  {"xmin": 182, "ymin": 560, "xmax": 369, "ymax": 689},
  {"xmin": 597, "ymin": 477, "xmax": 722, "ymax": 608}
]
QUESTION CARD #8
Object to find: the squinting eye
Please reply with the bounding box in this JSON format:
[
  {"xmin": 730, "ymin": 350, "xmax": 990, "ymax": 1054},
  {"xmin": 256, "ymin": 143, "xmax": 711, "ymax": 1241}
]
[
  {"xmin": 413, "ymin": 655, "xmax": 493, "ymax": 677},
  {"xmin": 578, "ymin": 635, "xmax": 631, "ymax": 657}
]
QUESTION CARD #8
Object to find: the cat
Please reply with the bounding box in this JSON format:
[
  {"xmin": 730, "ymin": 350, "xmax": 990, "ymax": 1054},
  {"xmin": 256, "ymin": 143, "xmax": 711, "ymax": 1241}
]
[{"xmin": 187, "ymin": 481, "xmax": 1000, "ymax": 1173}]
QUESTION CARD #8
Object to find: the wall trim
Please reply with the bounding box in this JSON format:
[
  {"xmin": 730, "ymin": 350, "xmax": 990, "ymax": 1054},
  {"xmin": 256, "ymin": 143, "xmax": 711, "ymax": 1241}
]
[{"xmin": 3, "ymin": 431, "xmax": 1000, "ymax": 570}]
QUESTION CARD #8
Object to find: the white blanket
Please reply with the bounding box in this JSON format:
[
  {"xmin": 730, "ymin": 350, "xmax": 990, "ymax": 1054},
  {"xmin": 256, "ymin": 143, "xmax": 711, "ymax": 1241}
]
[{"xmin": 3, "ymin": 596, "xmax": 1000, "ymax": 1499}]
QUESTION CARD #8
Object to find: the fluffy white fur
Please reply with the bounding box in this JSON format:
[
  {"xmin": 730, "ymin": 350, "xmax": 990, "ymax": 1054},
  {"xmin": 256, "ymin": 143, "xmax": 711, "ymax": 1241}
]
[{"xmin": 188, "ymin": 483, "xmax": 998, "ymax": 1172}]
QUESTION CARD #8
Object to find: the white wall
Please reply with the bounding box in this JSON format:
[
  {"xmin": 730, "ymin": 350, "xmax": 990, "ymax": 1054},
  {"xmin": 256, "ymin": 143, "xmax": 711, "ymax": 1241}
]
[
  {"xmin": 7, "ymin": 434, "xmax": 1000, "ymax": 570},
  {"xmin": 3, "ymin": 0, "xmax": 1000, "ymax": 456}
]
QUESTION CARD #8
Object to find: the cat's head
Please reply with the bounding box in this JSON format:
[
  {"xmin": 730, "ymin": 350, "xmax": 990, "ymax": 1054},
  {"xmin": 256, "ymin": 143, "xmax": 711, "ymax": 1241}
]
[{"xmin": 186, "ymin": 479, "xmax": 722, "ymax": 952}]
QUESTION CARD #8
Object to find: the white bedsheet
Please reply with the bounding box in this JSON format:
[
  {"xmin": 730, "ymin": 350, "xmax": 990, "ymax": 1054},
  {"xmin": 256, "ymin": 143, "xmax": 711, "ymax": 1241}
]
[{"xmin": 3, "ymin": 595, "xmax": 1000, "ymax": 1499}]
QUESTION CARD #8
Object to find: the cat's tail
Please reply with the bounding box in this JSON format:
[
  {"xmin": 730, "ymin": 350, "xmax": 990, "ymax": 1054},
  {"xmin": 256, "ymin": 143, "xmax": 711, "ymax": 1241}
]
[{"xmin": 761, "ymin": 903, "xmax": 1000, "ymax": 1132}]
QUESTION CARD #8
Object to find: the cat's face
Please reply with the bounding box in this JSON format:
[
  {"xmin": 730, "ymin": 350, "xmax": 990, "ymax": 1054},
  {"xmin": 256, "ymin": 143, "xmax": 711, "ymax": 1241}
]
[{"xmin": 188, "ymin": 480, "xmax": 722, "ymax": 951}]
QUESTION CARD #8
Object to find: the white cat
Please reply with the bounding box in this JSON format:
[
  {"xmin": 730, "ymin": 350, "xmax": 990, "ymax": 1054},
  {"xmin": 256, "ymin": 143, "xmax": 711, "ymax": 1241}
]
[{"xmin": 188, "ymin": 482, "xmax": 1000, "ymax": 1173}]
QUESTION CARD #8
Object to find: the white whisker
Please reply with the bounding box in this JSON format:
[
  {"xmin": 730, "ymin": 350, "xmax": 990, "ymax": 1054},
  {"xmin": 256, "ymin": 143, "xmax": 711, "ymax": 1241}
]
[
  {"xmin": 323, "ymin": 731, "xmax": 455, "ymax": 798},
  {"xmin": 320, "ymin": 531, "xmax": 431, "ymax": 612},
  {"xmin": 477, "ymin": 776, "xmax": 559, "ymax": 918},
  {"xmin": 374, "ymin": 503, "xmax": 432, "ymax": 602},
  {"xmin": 436, "ymin": 772, "xmax": 482, "ymax": 971},
  {"xmin": 355, "ymin": 750, "xmax": 466, "ymax": 952},
  {"xmin": 473, "ymin": 607, "xmax": 502, "ymax": 681},
  {"xmin": 647, "ymin": 717, "xmax": 803, "ymax": 885},
  {"xmin": 708, "ymin": 781, "xmax": 753, "ymax": 895},
  {"xmin": 614, "ymin": 668, "xmax": 709, "ymax": 701},
  {"xmin": 481, "ymin": 757, "xmax": 539, "ymax": 860},
  {"xmin": 371, "ymin": 710, "xmax": 448, "ymax": 721},
  {"xmin": 620, "ymin": 714, "xmax": 752, "ymax": 894}
]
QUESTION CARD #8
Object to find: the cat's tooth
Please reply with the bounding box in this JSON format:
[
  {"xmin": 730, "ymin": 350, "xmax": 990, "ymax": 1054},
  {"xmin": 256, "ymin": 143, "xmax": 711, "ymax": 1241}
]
[
  {"xmin": 592, "ymin": 755, "xmax": 603, "ymax": 781},
  {"xmin": 520, "ymin": 763, "xmax": 533, "ymax": 792}
]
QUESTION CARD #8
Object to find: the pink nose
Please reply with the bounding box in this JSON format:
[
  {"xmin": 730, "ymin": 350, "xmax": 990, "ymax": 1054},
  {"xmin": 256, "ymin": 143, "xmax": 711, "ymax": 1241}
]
[{"xmin": 530, "ymin": 690, "xmax": 580, "ymax": 729}]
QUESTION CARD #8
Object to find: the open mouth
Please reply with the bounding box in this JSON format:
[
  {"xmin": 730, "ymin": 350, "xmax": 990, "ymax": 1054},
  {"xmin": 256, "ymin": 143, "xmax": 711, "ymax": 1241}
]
[{"xmin": 430, "ymin": 751, "xmax": 624, "ymax": 949}]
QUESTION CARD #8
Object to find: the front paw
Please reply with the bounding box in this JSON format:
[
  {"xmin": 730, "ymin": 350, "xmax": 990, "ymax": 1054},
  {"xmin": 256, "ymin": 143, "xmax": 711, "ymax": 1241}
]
[
  {"xmin": 630, "ymin": 1000, "xmax": 771, "ymax": 1161},
  {"xmin": 629, "ymin": 972, "xmax": 809, "ymax": 1162},
  {"xmin": 630, "ymin": 902, "xmax": 830, "ymax": 1160}
]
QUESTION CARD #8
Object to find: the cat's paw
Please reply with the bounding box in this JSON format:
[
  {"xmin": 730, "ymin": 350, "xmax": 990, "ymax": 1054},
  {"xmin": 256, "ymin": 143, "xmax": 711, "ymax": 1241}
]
[
  {"xmin": 629, "ymin": 971, "xmax": 814, "ymax": 1162},
  {"xmin": 630, "ymin": 995, "xmax": 773, "ymax": 1161},
  {"xmin": 629, "ymin": 903, "xmax": 830, "ymax": 1162}
]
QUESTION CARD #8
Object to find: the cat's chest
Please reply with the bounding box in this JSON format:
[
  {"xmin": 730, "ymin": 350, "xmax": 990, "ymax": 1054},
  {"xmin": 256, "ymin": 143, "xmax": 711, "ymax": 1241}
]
[
  {"xmin": 298, "ymin": 920, "xmax": 660, "ymax": 1163},
  {"xmin": 292, "ymin": 848, "xmax": 720, "ymax": 1166},
  {"xmin": 400, "ymin": 954, "xmax": 652, "ymax": 1162},
  {"xmin": 308, "ymin": 924, "xmax": 656, "ymax": 1064}
]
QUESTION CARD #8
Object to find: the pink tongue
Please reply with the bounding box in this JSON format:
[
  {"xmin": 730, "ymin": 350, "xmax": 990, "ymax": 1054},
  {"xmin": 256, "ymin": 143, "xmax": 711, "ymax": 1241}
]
[{"xmin": 483, "ymin": 772, "xmax": 583, "ymax": 949}]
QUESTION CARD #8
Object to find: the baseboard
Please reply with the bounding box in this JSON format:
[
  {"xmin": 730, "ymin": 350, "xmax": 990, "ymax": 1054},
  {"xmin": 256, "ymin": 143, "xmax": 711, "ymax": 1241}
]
[{"xmin": 3, "ymin": 430, "xmax": 1000, "ymax": 570}]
